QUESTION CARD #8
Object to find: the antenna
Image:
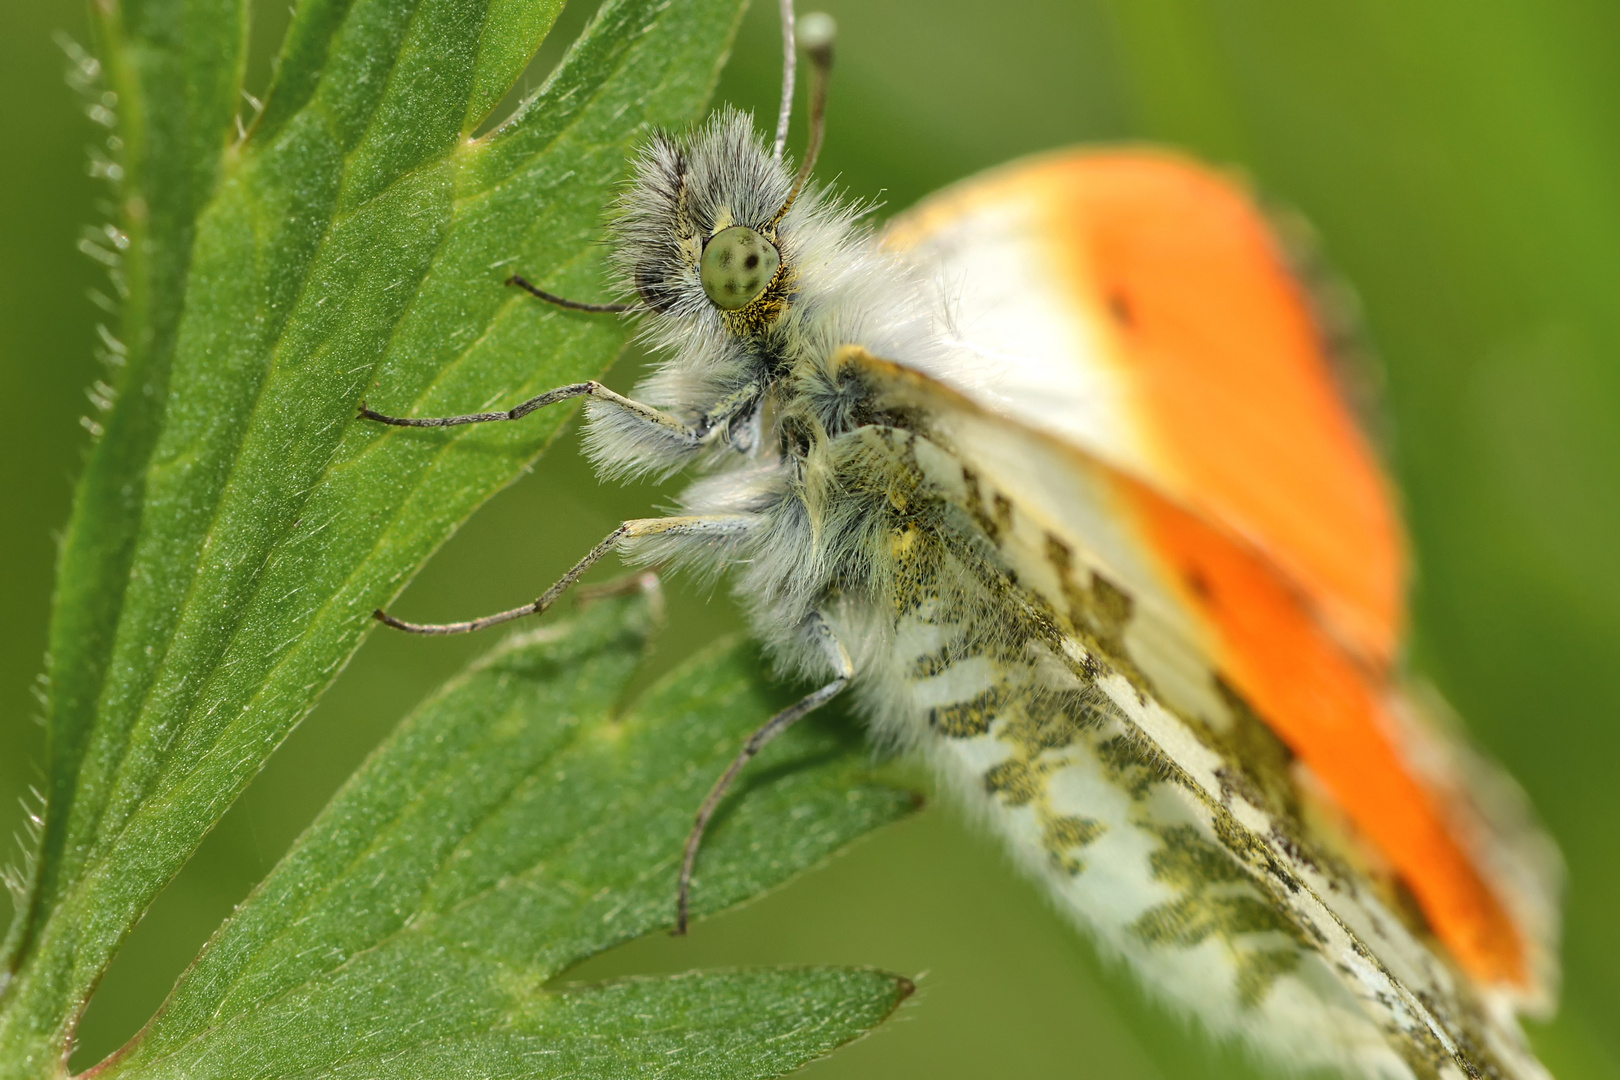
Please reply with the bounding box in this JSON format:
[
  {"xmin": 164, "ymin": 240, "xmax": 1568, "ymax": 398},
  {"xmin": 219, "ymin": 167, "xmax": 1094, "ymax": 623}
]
[
  {"xmin": 772, "ymin": 0, "xmax": 796, "ymax": 162},
  {"xmin": 773, "ymin": 12, "xmax": 835, "ymax": 224}
]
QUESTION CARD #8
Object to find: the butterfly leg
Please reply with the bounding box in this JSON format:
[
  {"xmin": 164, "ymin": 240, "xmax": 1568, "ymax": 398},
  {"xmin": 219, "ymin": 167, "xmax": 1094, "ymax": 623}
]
[
  {"xmin": 359, "ymin": 380, "xmax": 698, "ymax": 445},
  {"xmin": 675, "ymin": 615, "xmax": 852, "ymax": 934},
  {"xmin": 373, "ymin": 516, "xmax": 749, "ymax": 635}
]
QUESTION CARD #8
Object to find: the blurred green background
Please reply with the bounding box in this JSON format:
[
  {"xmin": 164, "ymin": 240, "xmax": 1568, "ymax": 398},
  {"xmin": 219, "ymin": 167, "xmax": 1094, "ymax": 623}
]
[{"xmin": 3, "ymin": 0, "xmax": 1619, "ymax": 1076}]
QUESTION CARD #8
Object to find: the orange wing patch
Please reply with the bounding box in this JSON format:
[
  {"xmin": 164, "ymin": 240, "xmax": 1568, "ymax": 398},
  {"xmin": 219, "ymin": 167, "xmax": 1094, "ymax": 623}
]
[
  {"xmin": 1039, "ymin": 152, "xmax": 1403, "ymax": 669},
  {"xmin": 1064, "ymin": 155, "xmax": 1527, "ymax": 985},
  {"xmin": 893, "ymin": 150, "xmax": 1532, "ymax": 990}
]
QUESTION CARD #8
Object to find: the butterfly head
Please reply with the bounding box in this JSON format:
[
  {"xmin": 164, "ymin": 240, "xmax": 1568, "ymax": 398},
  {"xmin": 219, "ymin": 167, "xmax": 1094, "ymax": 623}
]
[
  {"xmin": 609, "ymin": 111, "xmax": 797, "ymax": 336},
  {"xmin": 609, "ymin": 13, "xmax": 835, "ymax": 339}
]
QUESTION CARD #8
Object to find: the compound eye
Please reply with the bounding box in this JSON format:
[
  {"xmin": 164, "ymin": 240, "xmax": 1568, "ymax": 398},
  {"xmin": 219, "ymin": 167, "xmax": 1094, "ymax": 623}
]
[{"xmin": 700, "ymin": 226, "xmax": 780, "ymax": 310}]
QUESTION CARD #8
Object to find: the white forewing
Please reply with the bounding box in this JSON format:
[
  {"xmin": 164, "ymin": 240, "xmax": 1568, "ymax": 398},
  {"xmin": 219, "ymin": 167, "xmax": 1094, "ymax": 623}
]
[{"xmin": 885, "ymin": 187, "xmax": 1158, "ymax": 480}]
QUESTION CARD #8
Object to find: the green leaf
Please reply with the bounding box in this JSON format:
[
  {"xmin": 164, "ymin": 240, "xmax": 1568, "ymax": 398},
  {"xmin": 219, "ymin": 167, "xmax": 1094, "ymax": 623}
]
[
  {"xmin": 1, "ymin": 0, "xmax": 755, "ymax": 1068},
  {"xmin": 91, "ymin": 593, "xmax": 917, "ymax": 1079}
]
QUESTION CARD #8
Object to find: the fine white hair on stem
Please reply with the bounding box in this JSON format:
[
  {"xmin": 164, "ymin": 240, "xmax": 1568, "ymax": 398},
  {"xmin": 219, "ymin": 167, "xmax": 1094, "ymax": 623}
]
[{"xmin": 773, "ymin": 0, "xmax": 796, "ymax": 161}]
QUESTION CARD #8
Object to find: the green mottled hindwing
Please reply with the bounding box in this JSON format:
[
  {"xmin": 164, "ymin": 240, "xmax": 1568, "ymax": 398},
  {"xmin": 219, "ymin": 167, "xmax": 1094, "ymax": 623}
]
[{"xmin": 822, "ymin": 370, "xmax": 1550, "ymax": 1080}]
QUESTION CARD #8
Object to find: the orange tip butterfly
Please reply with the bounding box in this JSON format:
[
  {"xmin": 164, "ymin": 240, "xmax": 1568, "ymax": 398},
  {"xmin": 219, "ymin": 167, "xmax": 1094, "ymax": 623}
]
[{"xmin": 361, "ymin": 3, "xmax": 1561, "ymax": 1076}]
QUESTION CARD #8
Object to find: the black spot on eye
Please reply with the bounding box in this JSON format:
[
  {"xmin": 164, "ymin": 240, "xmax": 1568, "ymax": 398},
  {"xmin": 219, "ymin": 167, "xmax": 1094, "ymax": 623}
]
[
  {"xmin": 744, "ymin": 253, "xmax": 760, "ymax": 269},
  {"xmin": 1184, "ymin": 566, "xmax": 1213, "ymax": 602},
  {"xmin": 1107, "ymin": 289, "xmax": 1134, "ymax": 328}
]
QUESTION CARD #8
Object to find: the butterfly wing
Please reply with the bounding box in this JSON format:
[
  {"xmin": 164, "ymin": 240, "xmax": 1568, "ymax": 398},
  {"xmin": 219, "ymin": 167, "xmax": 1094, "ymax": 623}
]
[
  {"xmin": 888, "ymin": 149, "xmax": 1403, "ymax": 676},
  {"xmin": 845, "ymin": 351, "xmax": 1552, "ymax": 1080},
  {"xmin": 864, "ymin": 150, "xmax": 1560, "ymax": 1075}
]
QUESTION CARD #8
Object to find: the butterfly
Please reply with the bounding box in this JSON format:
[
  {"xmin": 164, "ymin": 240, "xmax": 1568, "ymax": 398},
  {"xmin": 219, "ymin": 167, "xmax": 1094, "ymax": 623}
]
[{"xmin": 360, "ymin": 5, "xmax": 1561, "ymax": 1077}]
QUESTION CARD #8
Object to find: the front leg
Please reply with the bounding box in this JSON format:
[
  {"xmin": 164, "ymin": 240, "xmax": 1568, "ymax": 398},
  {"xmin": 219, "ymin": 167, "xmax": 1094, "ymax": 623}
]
[{"xmin": 360, "ymin": 380, "xmax": 699, "ymax": 445}]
